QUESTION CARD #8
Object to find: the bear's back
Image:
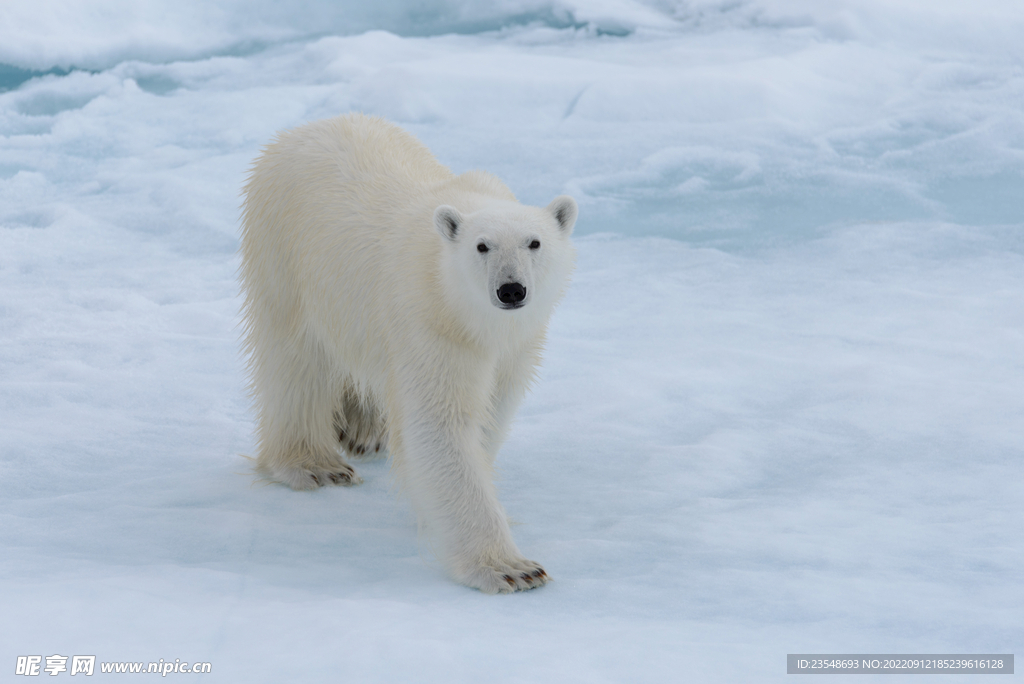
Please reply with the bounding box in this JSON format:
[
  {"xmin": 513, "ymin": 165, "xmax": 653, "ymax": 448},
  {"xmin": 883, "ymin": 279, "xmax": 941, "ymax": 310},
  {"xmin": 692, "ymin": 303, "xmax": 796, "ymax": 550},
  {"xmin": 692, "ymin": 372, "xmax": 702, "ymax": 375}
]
[
  {"xmin": 299, "ymin": 113, "xmax": 452, "ymax": 189},
  {"xmin": 246, "ymin": 113, "xmax": 450, "ymax": 222}
]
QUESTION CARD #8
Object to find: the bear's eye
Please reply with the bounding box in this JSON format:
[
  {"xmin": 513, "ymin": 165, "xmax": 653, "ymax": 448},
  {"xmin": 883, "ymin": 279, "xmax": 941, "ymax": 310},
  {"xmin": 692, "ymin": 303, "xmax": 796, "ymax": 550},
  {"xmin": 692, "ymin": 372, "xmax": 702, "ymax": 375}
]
[
  {"xmin": 529, "ymin": 240, "xmax": 541, "ymax": 250},
  {"xmin": 477, "ymin": 243, "xmax": 489, "ymax": 253}
]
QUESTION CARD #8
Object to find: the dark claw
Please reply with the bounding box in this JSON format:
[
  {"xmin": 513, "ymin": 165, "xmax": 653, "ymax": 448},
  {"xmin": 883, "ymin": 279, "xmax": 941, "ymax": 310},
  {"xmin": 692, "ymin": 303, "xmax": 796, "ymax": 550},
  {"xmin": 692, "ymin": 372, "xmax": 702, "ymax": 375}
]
[
  {"xmin": 532, "ymin": 570, "xmax": 544, "ymax": 578},
  {"xmin": 503, "ymin": 575, "xmax": 515, "ymax": 586},
  {"xmin": 521, "ymin": 573, "xmax": 534, "ymax": 583},
  {"xmin": 339, "ymin": 429, "xmax": 347, "ymax": 441},
  {"xmin": 357, "ymin": 445, "xmax": 365, "ymax": 454},
  {"xmin": 375, "ymin": 443, "xmax": 381, "ymax": 452},
  {"xmin": 310, "ymin": 473, "xmax": 321, "ymax": 486}
]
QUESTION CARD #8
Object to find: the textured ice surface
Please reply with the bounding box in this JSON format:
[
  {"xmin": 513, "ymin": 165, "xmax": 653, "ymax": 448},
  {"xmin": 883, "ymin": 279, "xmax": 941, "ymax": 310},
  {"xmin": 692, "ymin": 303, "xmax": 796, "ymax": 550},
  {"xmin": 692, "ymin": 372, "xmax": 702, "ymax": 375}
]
[{"xmin": 1, "ymin": 1, "xmax": 1022, "ymax": 681}]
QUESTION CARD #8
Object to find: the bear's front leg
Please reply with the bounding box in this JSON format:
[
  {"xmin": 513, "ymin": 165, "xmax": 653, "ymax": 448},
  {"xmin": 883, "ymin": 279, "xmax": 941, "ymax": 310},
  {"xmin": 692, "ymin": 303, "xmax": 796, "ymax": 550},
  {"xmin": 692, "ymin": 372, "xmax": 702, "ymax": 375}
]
[{"xmin": 398, "ymin": 389, "xmax": 548, "ymax": 594}]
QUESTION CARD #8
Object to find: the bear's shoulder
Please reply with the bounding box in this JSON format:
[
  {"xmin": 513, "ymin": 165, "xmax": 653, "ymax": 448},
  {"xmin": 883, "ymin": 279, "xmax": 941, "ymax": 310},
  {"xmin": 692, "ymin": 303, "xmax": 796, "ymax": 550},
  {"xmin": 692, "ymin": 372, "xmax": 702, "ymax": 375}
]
[
  {"xmin": 270, "ymin": 113, "xmax": 452, "ymax": 187},
  {"xmin": 448, "ymin": 170, "xmax": 517, "ymax": 203}
]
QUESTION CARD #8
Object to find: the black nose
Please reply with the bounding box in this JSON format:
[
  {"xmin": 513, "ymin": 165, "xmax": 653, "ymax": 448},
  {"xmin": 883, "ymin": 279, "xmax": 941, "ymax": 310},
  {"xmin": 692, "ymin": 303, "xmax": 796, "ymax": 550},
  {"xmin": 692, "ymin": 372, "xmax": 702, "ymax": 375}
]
[{"xmin": 497, "ymin": 282, "xmax": 526, "ymax": 305}]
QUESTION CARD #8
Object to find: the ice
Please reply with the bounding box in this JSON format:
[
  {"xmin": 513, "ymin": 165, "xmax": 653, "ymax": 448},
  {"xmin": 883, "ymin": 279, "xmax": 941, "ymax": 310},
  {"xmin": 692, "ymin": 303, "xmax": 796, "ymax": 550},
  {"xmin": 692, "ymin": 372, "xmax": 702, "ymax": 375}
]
[
  {"xmin": 0, "ymin": 0, "xmax": 674, "ymax": 74},
  {"xmin": 1, "ymin": 0, "xmax": 1022, "ymax": 681}
]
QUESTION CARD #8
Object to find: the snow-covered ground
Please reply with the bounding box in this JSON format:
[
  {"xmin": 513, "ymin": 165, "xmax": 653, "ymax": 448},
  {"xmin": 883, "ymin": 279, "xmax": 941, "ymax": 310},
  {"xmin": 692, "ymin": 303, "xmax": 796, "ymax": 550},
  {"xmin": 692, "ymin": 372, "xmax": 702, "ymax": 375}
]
[{"xmin": 2, "ymin": 1, "xmax": 1022, "ymax": 681}]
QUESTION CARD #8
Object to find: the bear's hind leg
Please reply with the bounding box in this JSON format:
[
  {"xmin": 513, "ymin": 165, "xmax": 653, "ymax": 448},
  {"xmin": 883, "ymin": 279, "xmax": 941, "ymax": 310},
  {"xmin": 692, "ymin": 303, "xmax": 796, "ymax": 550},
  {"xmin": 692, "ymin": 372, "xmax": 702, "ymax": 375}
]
[{"xmin": 335, "ymin": 389, "xmax": 388, "ymax": 459}]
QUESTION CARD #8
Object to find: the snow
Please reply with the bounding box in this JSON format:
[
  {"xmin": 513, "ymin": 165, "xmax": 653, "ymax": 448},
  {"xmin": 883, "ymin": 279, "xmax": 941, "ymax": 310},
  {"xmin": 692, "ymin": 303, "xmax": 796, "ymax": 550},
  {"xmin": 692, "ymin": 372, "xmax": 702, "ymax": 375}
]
[{"xmin": 1, "ymin": 1, "xmax": 1021, "ymax": 681}]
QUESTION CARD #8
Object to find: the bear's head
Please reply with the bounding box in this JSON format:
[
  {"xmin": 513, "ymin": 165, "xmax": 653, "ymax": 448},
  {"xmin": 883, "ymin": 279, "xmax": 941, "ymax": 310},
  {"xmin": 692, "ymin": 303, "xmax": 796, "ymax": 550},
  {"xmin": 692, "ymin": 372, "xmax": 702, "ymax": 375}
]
[{"xmin": 434, "ymin": 196, "xmax": 577, "ymax": 320}]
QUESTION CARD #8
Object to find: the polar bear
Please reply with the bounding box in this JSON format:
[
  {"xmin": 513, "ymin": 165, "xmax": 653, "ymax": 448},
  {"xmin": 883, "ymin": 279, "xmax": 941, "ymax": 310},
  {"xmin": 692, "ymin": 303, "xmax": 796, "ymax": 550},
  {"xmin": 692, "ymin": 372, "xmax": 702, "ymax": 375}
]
[{"xmin": 239, "ymin": 113, "xmax": 577, "ymax": 593}]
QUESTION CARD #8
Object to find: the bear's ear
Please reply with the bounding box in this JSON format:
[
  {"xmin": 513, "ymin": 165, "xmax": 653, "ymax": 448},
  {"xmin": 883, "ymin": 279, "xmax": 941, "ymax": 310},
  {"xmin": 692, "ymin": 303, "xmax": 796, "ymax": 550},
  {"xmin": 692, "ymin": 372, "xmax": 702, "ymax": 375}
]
[
  {"xmin": 546, "ymin": 195, "xmax": 578, "ymax": 236},
  {"xmin": 434, "ymin": 205, "xmax": 462, "ymax": 242}
]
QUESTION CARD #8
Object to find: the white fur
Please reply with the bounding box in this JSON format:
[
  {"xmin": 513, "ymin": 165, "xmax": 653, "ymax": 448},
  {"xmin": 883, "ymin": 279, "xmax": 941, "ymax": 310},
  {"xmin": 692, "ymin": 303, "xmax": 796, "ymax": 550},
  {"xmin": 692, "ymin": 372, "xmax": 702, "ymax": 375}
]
[{"xmin": 239, "ymin": 113, "xmax": 576, "ymax": 593}]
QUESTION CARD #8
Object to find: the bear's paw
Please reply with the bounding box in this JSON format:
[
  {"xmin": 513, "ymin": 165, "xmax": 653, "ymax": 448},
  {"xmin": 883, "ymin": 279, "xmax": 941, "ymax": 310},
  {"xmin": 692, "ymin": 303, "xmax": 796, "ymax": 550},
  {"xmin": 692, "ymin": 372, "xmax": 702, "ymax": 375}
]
[
  {"xmin": 463, "ymin": 557, "xmax": 549, "ymax": 594},
  {"xmin": 339, "ymin": 428, "xmax": 387, "ymax": 459},
  {"xmin": 270, "ymin": 463, "xmax": 362, "ymax": 490}
]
